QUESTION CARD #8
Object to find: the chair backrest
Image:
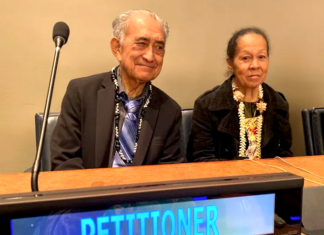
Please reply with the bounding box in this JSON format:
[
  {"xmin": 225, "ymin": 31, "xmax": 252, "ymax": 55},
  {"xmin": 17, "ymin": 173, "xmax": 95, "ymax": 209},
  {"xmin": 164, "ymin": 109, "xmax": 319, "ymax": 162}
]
[
  {"xmin": 302, "ymin": 109, "xmax": 315, "ymax": 156},
  {"xmin": 301, "ymin": 108, "xmax": 324, "ymax": 156},
  {"xmin": 35, "ymin": 113, "xmax": 60, "ymax": 171},
  {"xmin": 312, "ymin": 108, "xmax": 324, "ymax": 155},
  {"xmin": 35, "ymin": 110, "xmax": 193, "ymax": 170},
  {"xmin": 181, "ymin": 109, "xmax": 193, "ymax": 156}
]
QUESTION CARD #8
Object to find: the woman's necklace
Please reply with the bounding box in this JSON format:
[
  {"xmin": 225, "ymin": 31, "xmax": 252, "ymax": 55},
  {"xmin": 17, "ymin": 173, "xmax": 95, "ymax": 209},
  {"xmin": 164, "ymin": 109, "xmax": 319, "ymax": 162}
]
[
  {"xmin": 232, "ymin": 81, "xmax": 267, "ymax": 159},
  {"xmin": 111, "ymin": 67, "xmax": 153, "ymax": 164}
]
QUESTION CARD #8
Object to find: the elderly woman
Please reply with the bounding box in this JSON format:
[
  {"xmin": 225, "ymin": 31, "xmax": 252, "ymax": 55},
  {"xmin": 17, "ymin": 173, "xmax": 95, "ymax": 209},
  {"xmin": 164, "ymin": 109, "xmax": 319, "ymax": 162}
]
[{"xmin": 187, "ymin": 27, "xmax": 293, "ymax": 162}]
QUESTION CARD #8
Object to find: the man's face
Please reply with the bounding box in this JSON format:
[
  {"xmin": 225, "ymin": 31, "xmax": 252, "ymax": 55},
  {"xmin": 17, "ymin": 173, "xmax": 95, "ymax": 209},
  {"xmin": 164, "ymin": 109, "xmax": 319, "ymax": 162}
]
[{"xmin": 114, "ymin": 13, "xmax": 166, "ymax": 83}]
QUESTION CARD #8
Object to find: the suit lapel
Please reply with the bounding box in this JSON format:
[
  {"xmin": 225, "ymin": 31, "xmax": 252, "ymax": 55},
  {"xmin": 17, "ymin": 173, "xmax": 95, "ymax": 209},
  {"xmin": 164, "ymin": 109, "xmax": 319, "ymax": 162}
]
[
  {"xmin": 261, "ymin": 107, "xmax": 274, "ymax": 148},
  {"xmin": 261, "ymin": 85, "xmax": 289, "ymax": 148},
  {"xmin": 209, "ymin": 77, "xmax": 240, "ymax": 140},
  {"xmin": 217, "ymin": 107, "xmax": 240, "ymax": 140},
  {"xmin": 132, "ymin": 92, "xmax": 160, "ymax": 166},
  {"xmin": 95, "ymin": 74, "xmax": 115, "ymax": 168}
]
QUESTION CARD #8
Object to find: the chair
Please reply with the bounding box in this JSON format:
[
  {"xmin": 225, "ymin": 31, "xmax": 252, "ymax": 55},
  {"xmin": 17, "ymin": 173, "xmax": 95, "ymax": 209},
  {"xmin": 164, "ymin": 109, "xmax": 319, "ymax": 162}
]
[
  {"xmin": 302, "ymin": 108, "xmax": 324, "ymax": 155},
  {"xmin": 181, "ymin": 109, "xmax": 193, "ymax": 156},
  {"xmin": 34, "ymin": 112, "xmax": 60, "ymax": 171},
  {"xmin": 302, "ymin": 109, "xmax": 315, "ymax": 155},
  {"xmin": 32, "ymin": 110, "xmax": 193, "ymax": 171}
]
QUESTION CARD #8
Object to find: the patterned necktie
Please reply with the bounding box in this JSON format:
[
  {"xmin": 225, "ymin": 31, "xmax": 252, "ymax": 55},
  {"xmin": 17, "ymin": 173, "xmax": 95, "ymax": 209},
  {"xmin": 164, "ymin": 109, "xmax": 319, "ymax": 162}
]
[{"xmin": 113, "ymin": 95, "xmax": 143, "ymax": 167}]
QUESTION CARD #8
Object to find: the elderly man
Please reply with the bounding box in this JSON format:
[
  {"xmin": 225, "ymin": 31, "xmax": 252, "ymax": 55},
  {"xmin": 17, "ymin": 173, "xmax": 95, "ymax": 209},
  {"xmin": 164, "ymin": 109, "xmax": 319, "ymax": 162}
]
[{"xmin": 51, "ymin": 10, "xmax": 184, "ymax": 170}]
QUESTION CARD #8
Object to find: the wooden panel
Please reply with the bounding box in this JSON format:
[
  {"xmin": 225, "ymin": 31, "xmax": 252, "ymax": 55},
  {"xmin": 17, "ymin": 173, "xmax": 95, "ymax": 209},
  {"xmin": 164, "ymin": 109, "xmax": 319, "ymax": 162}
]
[{"xmin": 0, "ymin": 156, "xmax": 323, "ymax": 196}]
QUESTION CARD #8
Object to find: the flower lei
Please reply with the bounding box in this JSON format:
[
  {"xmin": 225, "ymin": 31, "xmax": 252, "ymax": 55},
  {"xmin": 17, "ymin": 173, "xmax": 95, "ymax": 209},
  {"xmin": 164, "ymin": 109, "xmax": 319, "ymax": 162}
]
[
  {"xmin": 232, "ymin": 81, "xmax": 267, "ymax": 159},
  {"xmin": 111, "ymin": 67, "xmax": 153, "ymax": 164}
]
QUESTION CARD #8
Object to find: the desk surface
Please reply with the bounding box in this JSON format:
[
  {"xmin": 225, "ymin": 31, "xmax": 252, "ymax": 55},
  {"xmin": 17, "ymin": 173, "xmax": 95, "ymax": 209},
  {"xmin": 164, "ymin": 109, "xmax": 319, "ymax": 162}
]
[{"xmin": 0, "ymin": 156, "xmax": 324, "ymax": 195}]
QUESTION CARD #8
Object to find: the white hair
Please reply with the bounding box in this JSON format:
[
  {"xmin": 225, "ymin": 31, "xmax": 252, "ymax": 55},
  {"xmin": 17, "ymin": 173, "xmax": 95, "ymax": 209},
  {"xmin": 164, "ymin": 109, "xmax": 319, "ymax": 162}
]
[{"xmin": 112, "ymin": 9, "xmax": 169, "ymax": 45}]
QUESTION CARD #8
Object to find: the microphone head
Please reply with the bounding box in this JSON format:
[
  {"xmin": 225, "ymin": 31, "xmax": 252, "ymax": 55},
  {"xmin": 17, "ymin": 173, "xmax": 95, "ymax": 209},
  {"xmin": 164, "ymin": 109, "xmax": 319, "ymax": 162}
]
[{"xmin": 52, "ymin": 22, "xmax": 70, "ymax": 45}]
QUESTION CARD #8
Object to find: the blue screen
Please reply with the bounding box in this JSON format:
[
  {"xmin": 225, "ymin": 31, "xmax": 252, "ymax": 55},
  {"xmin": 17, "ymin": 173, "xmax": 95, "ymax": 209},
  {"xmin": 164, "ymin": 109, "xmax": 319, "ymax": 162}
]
[{"xmin": 11, "ymin": 194, "xmax": 275, "ymax": 235}]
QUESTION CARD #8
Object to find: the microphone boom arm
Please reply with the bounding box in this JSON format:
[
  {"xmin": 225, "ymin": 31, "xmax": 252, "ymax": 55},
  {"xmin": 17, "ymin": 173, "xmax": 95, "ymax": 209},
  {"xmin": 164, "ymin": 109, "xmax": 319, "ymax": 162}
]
[{"xmin": 31, "ymin": 37, "xmax": 64, "ymax": 192}]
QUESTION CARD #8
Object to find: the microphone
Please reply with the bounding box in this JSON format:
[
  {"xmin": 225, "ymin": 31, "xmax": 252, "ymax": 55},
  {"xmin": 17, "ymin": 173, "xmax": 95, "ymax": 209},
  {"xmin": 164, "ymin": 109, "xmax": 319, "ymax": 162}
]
[
  {"xmin": 53, "ymin": 22, "xmax": 70, "ymax": 47},
  {"xmin": 31, "ymin": 22, "xmax": 70, "ymax": 193}
]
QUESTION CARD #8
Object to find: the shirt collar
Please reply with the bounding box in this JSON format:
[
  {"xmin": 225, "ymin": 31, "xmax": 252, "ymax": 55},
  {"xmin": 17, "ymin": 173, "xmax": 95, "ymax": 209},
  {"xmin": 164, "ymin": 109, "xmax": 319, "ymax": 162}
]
[{"xmin": 117, "ymin": 67, "xmax": 149, "ymax": 101}]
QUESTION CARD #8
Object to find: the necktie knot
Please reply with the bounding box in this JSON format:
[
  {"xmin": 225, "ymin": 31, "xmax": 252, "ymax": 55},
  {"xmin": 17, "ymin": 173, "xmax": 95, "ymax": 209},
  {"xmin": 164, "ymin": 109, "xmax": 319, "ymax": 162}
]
[{"xmin": 121, "ymin": 94, "xmax": 142, "ymax": 114}]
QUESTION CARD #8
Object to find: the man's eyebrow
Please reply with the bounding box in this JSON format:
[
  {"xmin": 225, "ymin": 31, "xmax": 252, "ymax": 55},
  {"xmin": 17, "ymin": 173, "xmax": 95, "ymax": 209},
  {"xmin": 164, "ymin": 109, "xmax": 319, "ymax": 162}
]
[
  {"xmin": 135, "ymin": 37, "xmax": 149, "ymax": 42},
  {"xmin": 155, "ymin": 40, "xmax": 165, "ymax": 45},
  {"xmin": 135, "ymin": 37, "xmax": 165, "ymax": 45}
]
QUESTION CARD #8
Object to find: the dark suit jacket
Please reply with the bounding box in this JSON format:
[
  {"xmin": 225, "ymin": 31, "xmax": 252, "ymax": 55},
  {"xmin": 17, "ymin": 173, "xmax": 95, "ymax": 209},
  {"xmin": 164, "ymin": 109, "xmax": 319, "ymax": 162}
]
[
  {"xmin": 51, "ymin": 72, "xmax": 184, "ymax": 170},
  {"xmin": 187, "ymin": 77, "xmax": 293, "ymax": 162}
]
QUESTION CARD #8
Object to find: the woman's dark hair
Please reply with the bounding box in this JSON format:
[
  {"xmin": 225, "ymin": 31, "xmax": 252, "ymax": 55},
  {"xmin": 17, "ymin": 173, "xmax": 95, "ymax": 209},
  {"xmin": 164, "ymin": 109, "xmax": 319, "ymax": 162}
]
[{"xmin": 226, "ymin": 27, "xmax": 270, "ymax": 61}]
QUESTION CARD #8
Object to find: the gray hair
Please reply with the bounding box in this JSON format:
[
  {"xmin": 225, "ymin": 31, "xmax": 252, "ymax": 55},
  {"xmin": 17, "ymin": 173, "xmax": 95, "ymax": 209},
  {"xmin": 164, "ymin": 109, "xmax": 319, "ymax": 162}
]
[{"xmin": 112, "ymin": 9, "xmax": 169, "ymax": 45}]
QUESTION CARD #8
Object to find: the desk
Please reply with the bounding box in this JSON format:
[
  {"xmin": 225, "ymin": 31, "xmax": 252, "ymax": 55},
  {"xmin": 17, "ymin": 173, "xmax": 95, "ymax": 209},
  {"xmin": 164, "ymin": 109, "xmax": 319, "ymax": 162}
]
[
  {"xmin": 0, "ymin": 156, "xmax": 324, "ymax": 195},
  {"xmin": 0, "ymin": 156, "xmax": 323, "ymax": 234}
]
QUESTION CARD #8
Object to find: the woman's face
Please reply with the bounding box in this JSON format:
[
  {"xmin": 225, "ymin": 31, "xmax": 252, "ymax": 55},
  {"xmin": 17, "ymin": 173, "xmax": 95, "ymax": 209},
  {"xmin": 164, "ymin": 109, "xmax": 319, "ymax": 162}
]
[{"xmin": 227, "ymin": 33, "xmax": 269, "ymax": 89}]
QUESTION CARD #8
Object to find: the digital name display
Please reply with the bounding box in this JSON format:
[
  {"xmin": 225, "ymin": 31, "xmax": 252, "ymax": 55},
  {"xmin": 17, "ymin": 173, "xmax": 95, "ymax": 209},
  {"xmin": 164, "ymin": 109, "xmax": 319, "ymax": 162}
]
[
  {"xmin": 11, "ymin": 194, "xmax": 275, "ymax": 235},
  {"xmin": 81, "ymin": 205, "xmax": 218, "ymax": 235}
]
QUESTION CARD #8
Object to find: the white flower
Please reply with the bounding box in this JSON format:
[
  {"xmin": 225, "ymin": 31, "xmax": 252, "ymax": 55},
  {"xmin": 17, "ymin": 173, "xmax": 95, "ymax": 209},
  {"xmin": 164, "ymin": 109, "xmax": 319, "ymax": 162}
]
[
  {"xmin": 234, "ymin": 90, "xmax": 244, "ymax": 102},
  {"xmin": 256, "ymin": 100, "xmax": 267, "ymax": 114}
]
